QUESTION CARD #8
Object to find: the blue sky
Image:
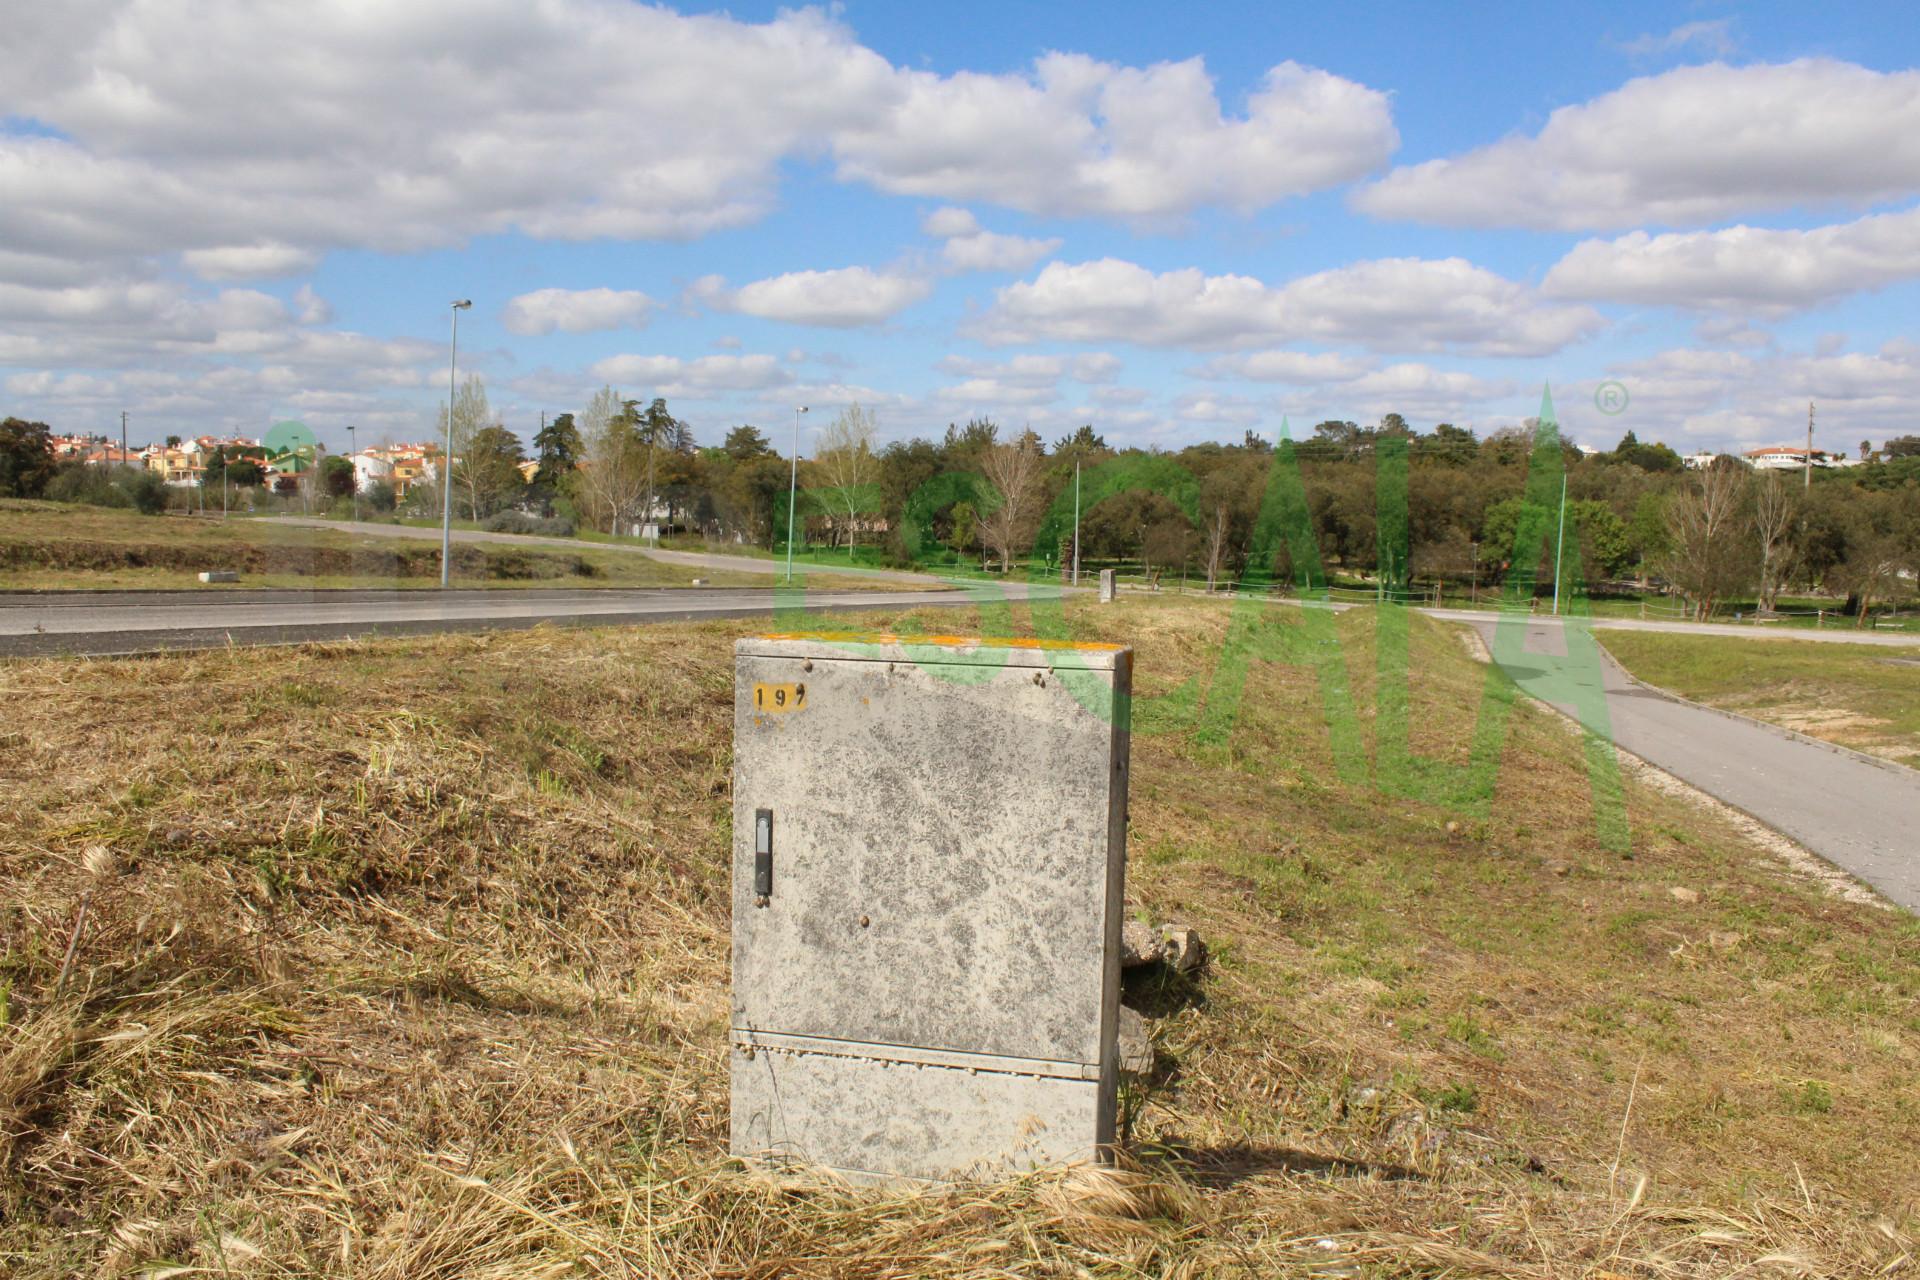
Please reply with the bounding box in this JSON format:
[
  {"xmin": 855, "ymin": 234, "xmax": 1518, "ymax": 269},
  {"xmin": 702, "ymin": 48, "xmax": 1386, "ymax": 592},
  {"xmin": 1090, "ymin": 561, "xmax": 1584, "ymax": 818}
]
[{"xmin": 4, "ymin": 2, "xmax": 1920, "ymax": 458}]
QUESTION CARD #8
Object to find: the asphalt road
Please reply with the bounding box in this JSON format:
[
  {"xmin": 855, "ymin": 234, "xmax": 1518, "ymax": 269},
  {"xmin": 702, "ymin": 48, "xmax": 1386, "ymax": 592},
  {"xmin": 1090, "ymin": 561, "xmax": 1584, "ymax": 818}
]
[
  {"xmin": 0, "ymin": 585, "xmax": 1034, "ymax": 658},
  {"xmin": 1465, "ymin": 614, "xmax": 1920, "ymax": 912}
]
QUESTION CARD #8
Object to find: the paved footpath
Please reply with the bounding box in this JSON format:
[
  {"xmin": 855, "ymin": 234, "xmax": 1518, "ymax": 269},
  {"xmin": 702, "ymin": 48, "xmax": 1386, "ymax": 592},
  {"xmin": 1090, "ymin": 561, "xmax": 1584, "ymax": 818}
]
[{"xmin": 1459, "ymin": 614, "xmax": 1920, "ymax": 912}]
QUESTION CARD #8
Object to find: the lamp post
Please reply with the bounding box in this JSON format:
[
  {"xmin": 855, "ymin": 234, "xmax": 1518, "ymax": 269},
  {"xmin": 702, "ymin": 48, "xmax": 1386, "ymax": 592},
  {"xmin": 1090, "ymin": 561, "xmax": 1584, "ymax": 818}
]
[
  {"xmin": 1072, "ymin": 458, "xmax": 1082, "ymax": 587},
  {"xmin": 346, "ymin": 423, "xmax": 358, "ymax": 525},
  {"xmin": 440, "ymin": 300, "xmax": 471, "ymax": 588},
  {"xmin": 1551, "ymin": 470, "xmax": 1568, "ymax": 617},
  {"xmin": 785, "ymin": 405, "xmax": 808, "ymax": 583}
]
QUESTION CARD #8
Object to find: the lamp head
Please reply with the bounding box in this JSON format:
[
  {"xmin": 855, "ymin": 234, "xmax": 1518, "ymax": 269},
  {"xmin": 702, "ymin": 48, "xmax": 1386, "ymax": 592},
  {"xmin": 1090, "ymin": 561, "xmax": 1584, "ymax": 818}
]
[{"xmin": 451, "ymin": 299, "xmax": 472, "ymax": 310}]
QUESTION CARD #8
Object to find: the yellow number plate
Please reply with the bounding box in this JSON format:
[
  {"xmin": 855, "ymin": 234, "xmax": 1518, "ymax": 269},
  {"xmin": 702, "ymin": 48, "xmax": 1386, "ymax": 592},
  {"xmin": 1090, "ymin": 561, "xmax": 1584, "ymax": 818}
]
[{"xmin": 752, "ymin": 682, "xmax": 807, "ymax": 713}]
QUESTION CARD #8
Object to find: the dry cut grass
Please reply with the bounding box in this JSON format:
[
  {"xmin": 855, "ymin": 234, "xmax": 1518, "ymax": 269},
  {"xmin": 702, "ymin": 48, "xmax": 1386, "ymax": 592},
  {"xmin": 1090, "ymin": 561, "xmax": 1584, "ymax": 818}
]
[
  {"xmin": 0, "ymin": 597, "xmax": 1915, "ymax": 1277},
  {"xmin": 1601, "ymin": 630, "xmax": 1920, "ymax": 768},
  {"xmin": 0, "ymin": 499, "xmax": 784, "ymax": 591}
]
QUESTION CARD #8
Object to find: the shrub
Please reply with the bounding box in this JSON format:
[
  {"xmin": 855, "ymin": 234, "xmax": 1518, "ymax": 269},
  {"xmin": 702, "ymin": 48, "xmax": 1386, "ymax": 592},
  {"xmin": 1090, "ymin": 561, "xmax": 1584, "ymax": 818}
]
[
  {"xmin": 482, "ymin": 510, "xmax": 576, "ymax": 537},
  {"xmin": 45, "ymin": 461, "xmax": 167, "ymax": 514}
]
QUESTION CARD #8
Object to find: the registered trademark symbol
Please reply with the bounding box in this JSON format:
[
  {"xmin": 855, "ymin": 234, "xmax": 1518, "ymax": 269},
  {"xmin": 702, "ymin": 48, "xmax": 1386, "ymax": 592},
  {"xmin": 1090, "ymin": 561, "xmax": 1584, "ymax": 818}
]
[{"xmin": 1594, "ymin": 381, "xmax": 1629, "ymax": 415}]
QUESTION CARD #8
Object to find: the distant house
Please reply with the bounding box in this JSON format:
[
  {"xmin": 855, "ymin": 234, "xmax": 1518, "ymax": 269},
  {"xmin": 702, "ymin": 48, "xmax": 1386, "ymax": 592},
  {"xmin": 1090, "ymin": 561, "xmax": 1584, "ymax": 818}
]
[
  {"xmin": 1744, "ymin": 445, "xmax": 1844, "ymax": 471},
  {"xmin": 350, "ymin": 450, "xmax": 394, "ymax": 492}
]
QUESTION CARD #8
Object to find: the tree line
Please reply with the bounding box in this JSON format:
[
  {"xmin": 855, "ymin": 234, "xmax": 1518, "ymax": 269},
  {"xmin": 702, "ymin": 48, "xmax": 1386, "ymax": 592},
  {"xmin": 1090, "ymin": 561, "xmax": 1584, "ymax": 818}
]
[{"xmin": 6, "ymin": 403, "xmax": 1917, "ymax": 621}]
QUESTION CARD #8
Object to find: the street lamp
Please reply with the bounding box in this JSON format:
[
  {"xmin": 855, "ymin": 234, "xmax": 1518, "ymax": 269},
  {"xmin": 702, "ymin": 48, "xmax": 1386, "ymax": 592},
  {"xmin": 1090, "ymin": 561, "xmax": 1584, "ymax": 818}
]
[
  {"xmin": 785, "ymin": 405, "xmax": 808, "ymax": 583},
  {"xmin": 440, "ymin": 299, "xmax": 472, "ymax": 589}
]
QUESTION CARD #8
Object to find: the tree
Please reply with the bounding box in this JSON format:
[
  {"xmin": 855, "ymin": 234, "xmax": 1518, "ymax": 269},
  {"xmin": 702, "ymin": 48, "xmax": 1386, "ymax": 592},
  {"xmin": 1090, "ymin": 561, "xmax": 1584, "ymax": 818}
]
[
  {"xmin": 723, "ymin": 424, "xmax": 773, "ymax": 461},
  {"xmin": 1664, "ymin": 463, "xmax": 1754, "ymax": 619},
  {"xmin": 1423, "ymin": 422, "xmax": 1478, "ymax": 466},
  {"xmin": 164, "ymin": 434, "xmax": 182, "ymax": 449},
  {"xmin": 1198, "ymin": 454, "xmax": 1262, "ymax": 589},
  {"xmin": 977, "ymin": 431, "xmax": 1044, "ymax": 573},
  {"xmin": 0, "ymin": 417, "xmax": 56, "ymax": 498},
  {"xmin": 1750, "ymin": 471, "xmax": 1798, "ymax": 614},
  {"xmin": 942, "ymin": 418, "xmax": 998, "ymax": 466},
  {"xmin": 531, "ymin": 412, "xmax": 582, "ymax": 506},
  {"xmin": 1627, "ymin": 491, "xmax": 1672, "ymax": 583},
  {"xmin": 1883, "ymin": 435, "xmax": 1920, "ymax": 459},
  {"xmin": 947, "ymin": 500, "xmax": 978, "ymax": 558},
  {"xmin": 1052, "ymin": 424, "xmax": 1109, "ymax": 464},
  {"xmin": 320, "ymin": 454, "xmax": 355, "ymax": 499},
  {"xmin": 459, "ymin": 425, "xmax": 529, "ymax": 518},
  {"xmin": 1827, "ymin": 489, "xmax": 1919, "ymax": 625},
  {"xmin": 434, "ymin": 373, "xmax": 492, "ymax": 519},
  {"xmin": 1569, "ymin": 500, "xmax": 1633, "ymax": 580},
  {"xmin": 577, "ymin": 386, "xmax": 644, "ymax": 534},
  {"xmin": 815, "ymin": 403, "xmax": 880, "ymax": 555},
  {"xmin": 631, "ymin": 397, "xmax": 689, "ymax": 531},
  {"xmin": 364, "ymin": 478, "xmax": 398, "ymax": 513}
]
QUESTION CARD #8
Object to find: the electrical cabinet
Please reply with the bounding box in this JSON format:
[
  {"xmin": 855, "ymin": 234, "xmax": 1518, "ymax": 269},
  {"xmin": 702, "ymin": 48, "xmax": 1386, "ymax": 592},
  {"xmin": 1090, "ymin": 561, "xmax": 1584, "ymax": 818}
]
[{"xmin": 729, "ymin": 632, "xmax": 1132, "ymax": 1183}]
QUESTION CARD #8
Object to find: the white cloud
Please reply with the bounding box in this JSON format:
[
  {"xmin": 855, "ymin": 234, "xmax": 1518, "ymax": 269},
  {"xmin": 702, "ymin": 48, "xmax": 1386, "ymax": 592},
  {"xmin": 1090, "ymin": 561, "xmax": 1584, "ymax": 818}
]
[
  {"xmin": 1355, "ymin": 60, "xmax": 1920, "ymax": 230},
  {"xmin": 1194, "ymin": 350, "xmax": 1372, "ymax": 383},
  {"xmin": 921, "ymin": 207, "xmax": 981, "ymax": 239},
  {"xmin": 1595, "ymin": 339, "xmax": 1920, "ymax": 446},
  {"xmin": 1069, "ymin": 353, "xmax": 1122, "ymax": 383},
  {"xmin": 1617, "ymin": 20, "xmax": 1736, "ymax": 59},
  {"xmin": 1171, "ymin": 392, "xmax": 1262, "ymax": 426},
  {"xmin": 940, "ymin": 228, "xmax": 1062, "ymax": 274},
  {"xmin": 182, "ymin": 243, "xmax": 321, "ymax": 281},
  {"xmin": 1542, "ymin": 206, "xmax": 1920, "ymax": 311},
  {"xmin": 696, "ymin": 267, "xmax": 933, "ymax": 327},
  {"xmin": 921, "ymin": 204, "xmax": 1060, "ymax": 273},
  {"xmin": 0, "ymin": 5, "xmax": 1391, "ymax": 295},
  {"xmin": 4, "ymin": 370, "xmax": 117, "ymax": 399},
  {"xmin": 836, "ymin": 56, "xmax": 1396, "ymax": 219},
  {"xmin": 981, "ymin": 257, "xmax": 1603, "ymax": 356},
  {"xmin": 501, "ymin": 287, "xmax": 656, "ymax": 336},
  {"xmin": 293, "ymin": 284, "xmax": 332, "ymax": 326},
  {"xmin": 933, "ymin": 377, "xmax": 1059, "ymax": 409},
  {"xmin": 1337, "ymin": 364, "xmax": 1515, "ymax": 416},
  {"xmin": 587, "ymin": 353, "xmax": 792, "ymax": 394}
]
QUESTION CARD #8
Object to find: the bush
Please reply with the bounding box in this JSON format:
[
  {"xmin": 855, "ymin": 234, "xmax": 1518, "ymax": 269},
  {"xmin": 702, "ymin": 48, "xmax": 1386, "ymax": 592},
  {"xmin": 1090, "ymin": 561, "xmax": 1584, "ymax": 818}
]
[
  {"xmin": 44, "ymin": 462, "xmax": 168, "ymax": 514},
  {"xmin": 482, "ymin": 510, "xmax": 576, "ymax": 537}
]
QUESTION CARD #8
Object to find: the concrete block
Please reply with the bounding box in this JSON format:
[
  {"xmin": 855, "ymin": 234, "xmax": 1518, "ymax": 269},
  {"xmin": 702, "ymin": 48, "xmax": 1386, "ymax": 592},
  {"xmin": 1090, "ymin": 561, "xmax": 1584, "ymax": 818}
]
[
  {"xmin": 730, "ymin": 633, "xmax": 1132, "ymax": 1183},
  {"xmin": 1098, "ymin": 568, "xmax": 1116, "ymax": 603},
  {"xmin": 197, "ymin": 570, "xmax": 239, "ymax": 583}
]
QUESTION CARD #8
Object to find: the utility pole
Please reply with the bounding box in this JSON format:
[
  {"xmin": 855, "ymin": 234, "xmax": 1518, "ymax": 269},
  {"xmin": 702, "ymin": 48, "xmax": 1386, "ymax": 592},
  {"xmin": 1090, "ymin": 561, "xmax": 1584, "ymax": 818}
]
[
  {"xmin": 785, "ymin": 406, "xmax": 807, "ymax": 583},
  {"xmin": 347, "ymin": 423, "xmax": 358, "ymax": 525},
  {"xmin": 441, "ymin": 299, "xmax": 471, "ymax": 589},
  {"xmin": 121, "ymin": 411, "xmax": 128, "ymax": 466},
  {"xmin": 1552, "ymin": 470, "xmax": 1568, "ymax": 617},
  {"xmin": 1804, "ymin": 400, "xmax": 1814, "ymax": 491},
  {"xmin": 1071, "ymin": 459, "xmax": 1081, "ymax": 587}
]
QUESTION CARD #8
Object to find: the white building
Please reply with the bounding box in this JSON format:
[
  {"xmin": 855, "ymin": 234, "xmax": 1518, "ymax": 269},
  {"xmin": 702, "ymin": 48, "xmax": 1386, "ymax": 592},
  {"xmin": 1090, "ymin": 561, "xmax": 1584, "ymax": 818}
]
[
  {"xmin": 1744, "ymin": 445, "xmax": 1843, "ymax": 471},
  {"xmin": 350, "ymin": 450, "xmax": 394, "ymax": 491}
]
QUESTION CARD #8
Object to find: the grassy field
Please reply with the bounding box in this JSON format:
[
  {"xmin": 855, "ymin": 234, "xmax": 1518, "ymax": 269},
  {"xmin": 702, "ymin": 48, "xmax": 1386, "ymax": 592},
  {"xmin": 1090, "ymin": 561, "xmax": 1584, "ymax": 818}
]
[
  {"xmin": 0, "ymin": 500, "xmax": 817, "ymax": 592},
  {"xmin": 1602, "ymin": 632, "xmax": 1920, "ymax": 769},
  {"xmin": 1, "ymin": 599, "xmax": 1915, "ymax": 1276}
]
